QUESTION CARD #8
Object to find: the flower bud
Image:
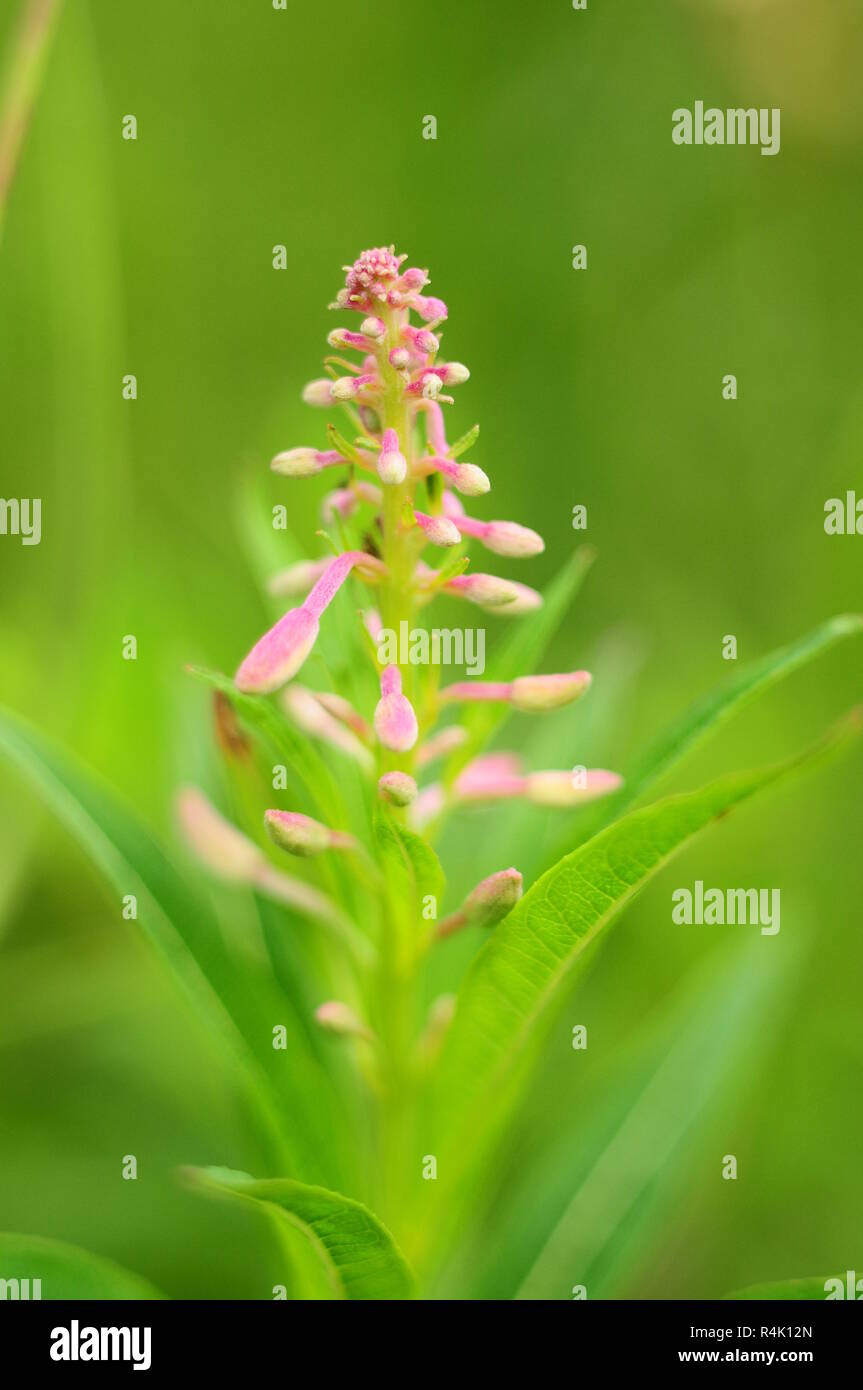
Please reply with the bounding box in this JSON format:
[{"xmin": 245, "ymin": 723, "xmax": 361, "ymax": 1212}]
[
  {"xmin": 264, "ymin": 809, "xmax": 354, "ymax": 856},
  {"xmin": 302, "ymin": 378, "xmax": 334, "ymax": 406},
  {"xmin": 477, "ymin": 519, "xmax": 545, "ymax": 557},
  {"xmin": 439, "ymin": 361, "xmax": 470, "ymax": 385},
  {"xmin": 510, "ymin": 671, "xmax": 592, "ymax": 712},
  {"xmin": 525, "ymin": 768, "xmax": 623, "ymax": 807},
  {"xmin": 436, "ymin": 867, "xmax": 523, "ymax": 938},
  {"xmin": 378, "ymin": 428, "xmax": 407, "ymax": 484},
  {"xmin": 415, "ymin": 510, "xmax": 461, "ymax": 547},
  {"xmin": 331, "ymin": 375, "xmax": 360, "ymax": 400},
  {"xmin": 497, "ymin": 581, "xmax": 543, "ymax": 615},
  {"xmin": 414, "ymin": 294, "xmax": 448, "ymax": 322},
  {"xmin": 235, "ymin": 605, "xmax": 319, "ymax": 694},
  {"xmin": 361, "ymin": 316, "xmax": 386, "ymax": 338},
  {"xmin": 446, "ymin": 573, "xmax": 520, "ymax": 607},
  {"xmin": 270, "ymin": 447, "xmax": 324, "ymax": 478},
  {"xmin": 177, "ymin": 788, "xmax": 262, "ymax": 881},
  {"xmin": 389, "ymin": 347, "xmax": 410, "ymax": 370},
  {"xmin": 378, "ymin": 771, "xmax": 418, "ymax": 807},
  {"xmin": 374, "ymin": 665, "xmax": 419, "ymax": 751},
  {"xmin": 267, "ymin": 557, "xmax": 330, "ymax": 599},
  {"xmin": 452, "ymin": 463, "xmax": 490, "ymax": 496}
]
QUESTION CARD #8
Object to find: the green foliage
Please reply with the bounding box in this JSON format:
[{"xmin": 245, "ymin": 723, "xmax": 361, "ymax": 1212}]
[
  {"xmin": 0, "ymin": 1233, "xmax": 163, "ymax": 1300},
  {"xmin": 187, "ymin": 1168, "xmax": 415, "ymax": 1300}
]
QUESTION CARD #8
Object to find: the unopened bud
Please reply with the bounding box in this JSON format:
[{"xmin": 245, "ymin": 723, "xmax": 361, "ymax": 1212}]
[
  {"xmin": 264, "ymin": 809, "xmax": 354, "ymax": 857},
  {"xmin": 374, "ymin": 665, "xmax": 419, "ymax": 751},
  {"xmin": 302, "ymin": 378, "xmax": 334, "ymax": 406},
  {"xmin": 378, "ymin": 771, "xmax": 418, "ymax": 807},
  {"xmin": 315, "ymin": 1001, "xmax": 374, "ymax": 1041},
  {"xmin": 271, "ymin": 447, "xmax": 324, "ymax": 478},
  {"xmin": 510, "ymin": 671, "xmax": 592, "ymax": 712}
]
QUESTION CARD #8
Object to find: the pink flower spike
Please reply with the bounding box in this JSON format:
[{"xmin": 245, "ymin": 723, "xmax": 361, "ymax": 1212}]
[
  {"xmin": 378, "ymin": 428, "xmax": 407, "ymax": 485},
  {"xmin": 378, "ymin": 771, "xmax": 418, "ymax": 807},
  {"xmin": 265, "ymin": 809, "xmax": 355, "ymax": 857},
  {"xmin": 414, "ymin": 510, "xmax": 461, "ymax": 547},
  {"xmin": 525, "ymin": 769, "xmax": 624, "ymax": 808},
  {"xmin": 374, "ymin": 665, "xmax": 419, "ymax": 751},
  {"xmin": 445, "ymin": 573, "xmax": 520, "ymax": 608}
]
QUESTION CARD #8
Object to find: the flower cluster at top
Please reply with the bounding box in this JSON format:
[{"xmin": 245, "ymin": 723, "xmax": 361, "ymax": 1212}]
[{"xmin": 180, "ymin": 248, "xmax": 622, "ymax": 976}]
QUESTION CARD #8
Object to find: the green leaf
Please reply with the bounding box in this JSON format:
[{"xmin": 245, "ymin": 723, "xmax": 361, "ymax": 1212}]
[
  {"xmin": 187, "ymin": 1168, "xmax": 416, "ymax": 1300},
  {"xmin": 443, "ymin": 547, "xmax": 595, "ymax": 784},
  {"xmin": 549, "ymin": 613, "xmax": 863, "ymax": 857},
  {"xmin": 374, "ymin": 811, "xmax": 444, "ymax": 907},
  {"xmin": 0, "ymin": 705, "xmax": 348, "ymax": 1186},
  {"xmin": 724, "ymin": 1277, "xmax": 841, "ymax": 1301},
  {"xmin": 0, "ymin": 1233, "xmax": 163, "ymax": 1299},
  {"xmin": 432, "ymin": 710, "xmax": 860, "ymax": 1184},
  {"xmin": 512, "ymin": 940, "xmax": 792, "ymax": 1299},
  {"xmin": 448, "ymin": 422, "xmax": 480, "ymax": 459}
]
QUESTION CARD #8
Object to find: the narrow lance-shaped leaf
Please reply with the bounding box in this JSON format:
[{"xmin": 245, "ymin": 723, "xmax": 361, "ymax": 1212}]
[
  {"xmin": 186, "ymin": 1168, "xmax": 416, "ymax": 1301},
  {"xmin": 431, "ymin": 710, "xmax": 861, "ymax": 1187},
  {"xmin": 0, "ymin": 706, "xmax": 349, "ymax": 1185}
]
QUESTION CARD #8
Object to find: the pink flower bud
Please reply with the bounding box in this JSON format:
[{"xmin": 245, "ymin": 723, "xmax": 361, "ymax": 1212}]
[
  {"xmin": 389, "ymin": 347, "xmax": 410, "ymax": 370},
  {"xmin": 374, "ymin": 665, "xmax": 419, "ymax": 751},
  {"xmin": 265, "ymin": 809, "xmax": 355, "ymax": 857},
  {"xmin": 315, "ymin": 1001, "xmax": 374, "ymax": 1042},
  {"xmin": 408, "ymin": 782, "xmax": 445, "ymax": 831},
  {"xmin": 454, "ymin": 753, "xmax": 526, "ymax": 803},
  {"xmin": 360, "ymin": 316, "xmax": 386, "ymax": 339},
  {"xmin": 401, "ymin": 267, "xmax": 428, "ymax": 291},
  {"xmin": 414, "ymin": 510, "xmax": 461, "ymax": 547},
  {"xmin": 314, "ymin": 691, "xmax": 371, "ymax": 741},
  {"xmin": 509, "ymin": 671, "xmax": 592, "ymax": 711},
  {"xmin": 525, "ymin": 769, "xmax": 623, "ymax": 807},
  {"xmin": 237, "ymin": 552, "xmax": 385, "ymax": 692},
  {"xmin": 446, "ymin": 573, "xmax": 520, "ymax": 608},
  {"xmin": 271, "ymin": 447, "xmax": 325, "ymax": 478},
  {"xmin": 378, "ymin": 771, "xmax": 418, "ymax": 807},
  {"xmin": 328, "ymin": 328, "xmax": 371, "ymax": 350},
  {"xmin": 443, "ymin": 500, "xmax": 545, "ymax": 557},
  {"xmin": 426, "ymin": 459, "xmax": 490, "ymax": 496},
  {"xmin": 302, "ymin": 378, "xmax": 335, "ymax": 406},
  {"xmin": 235, "ymin": 605, "xmax": 320, "ymax": 694},
  {"xmin": 413, "ymin": 294, "xmax": 448, "ymax": 322},
  {"xmin": 496, "ymin": 581, "xmax": 543, "ymax": 615},
  {"xmin": 378, "ymin": 428, "xmax": 407, "ymax": 485},
  {"xmin": 437, "ymin": 867, "xmax": 523, "ymax": 939}
]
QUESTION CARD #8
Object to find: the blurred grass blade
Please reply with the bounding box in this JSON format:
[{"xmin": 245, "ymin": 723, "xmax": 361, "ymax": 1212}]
[
  {"xmin": 724, "ymin": 1277, "xmax": 841, "ymax": 1301},
  {"xmin": 0, "ymin": 0, "xmax": 63, "ymax": 246},
  {"xmin": 188, "ymin": 1168, "xmax": 416, "ymax": 1301},
  {"xmin": 0, "ymin": 1232, "xmax": 162, "ymax": 1299},
  {"xmin": 430, "ymin": 709, "xmax": 861, "ymax": 1208},
  {"xmin": 514, "ymin": 940, "xmax": 790, "ymax": 1299},
  {"xmin": 444, "ymin": 547, "xmax": 595, "ymax": 783},
  {"xmin": 549, "ymin": 613, "xmax": 863, "ymax": 858},
  {"xmin": 0, "ymin": 705, "xmax": 348, "ymax": 1183}
]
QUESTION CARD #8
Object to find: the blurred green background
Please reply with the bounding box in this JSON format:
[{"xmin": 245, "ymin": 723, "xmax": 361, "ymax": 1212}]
[{"xmin": 1, "ymin": 0, "xmax": 861, "ymax": 1298}]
